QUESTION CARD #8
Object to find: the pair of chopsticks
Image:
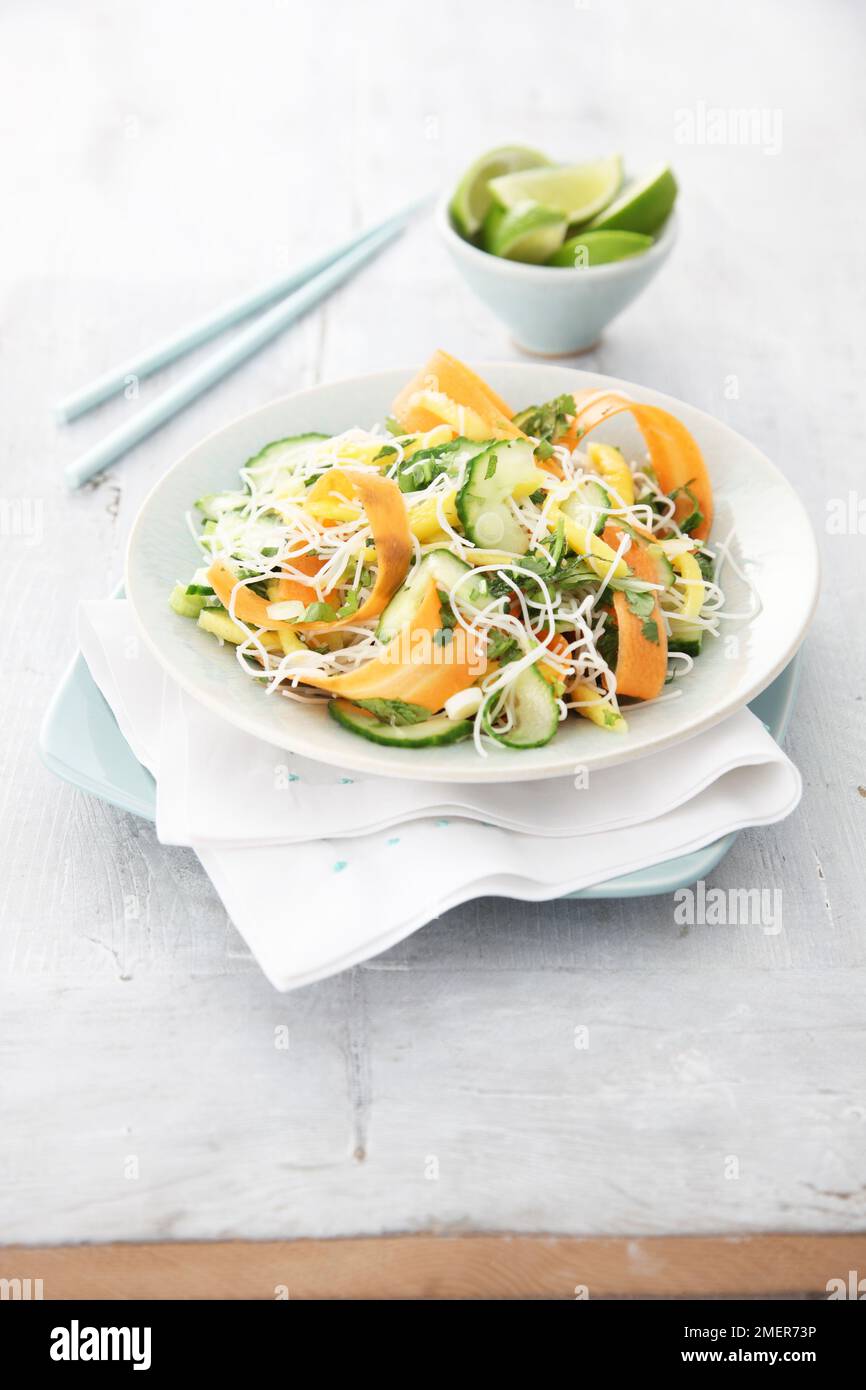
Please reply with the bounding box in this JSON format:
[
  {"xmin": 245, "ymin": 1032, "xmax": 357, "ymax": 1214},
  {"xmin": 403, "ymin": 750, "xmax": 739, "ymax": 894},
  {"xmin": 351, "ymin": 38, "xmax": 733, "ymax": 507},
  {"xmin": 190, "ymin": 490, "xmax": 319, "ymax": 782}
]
[{"xmin": 59, "ymin": 198, "xmax": 424, "ymax": 489}]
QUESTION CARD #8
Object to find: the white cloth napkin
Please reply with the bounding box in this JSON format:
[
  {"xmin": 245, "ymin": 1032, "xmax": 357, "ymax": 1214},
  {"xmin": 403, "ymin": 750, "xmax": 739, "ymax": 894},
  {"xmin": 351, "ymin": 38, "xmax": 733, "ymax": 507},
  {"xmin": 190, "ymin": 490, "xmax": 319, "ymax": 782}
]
[{"xmin": 78, "ymin": 601, "xmax": 801, "ymax": 991}]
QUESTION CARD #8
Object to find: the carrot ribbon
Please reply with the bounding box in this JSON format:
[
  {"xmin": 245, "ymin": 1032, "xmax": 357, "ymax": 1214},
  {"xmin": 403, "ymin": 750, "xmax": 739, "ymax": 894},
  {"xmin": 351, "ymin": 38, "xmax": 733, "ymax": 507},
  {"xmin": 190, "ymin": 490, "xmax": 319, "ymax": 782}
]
[
  {"xmin": 561, "ymin": 390, "xmax": 713, "ymax": 541},
  {"xmin": 602, "ymin": 523, "xmax": 669, "ymax": 701},
  {"xmin": 208, "ymin": 468, "xmax": 411, "ymax": 635},
  {"xmin": 290, "ymin": 579, "xmax": 487, "ymax": 713}
]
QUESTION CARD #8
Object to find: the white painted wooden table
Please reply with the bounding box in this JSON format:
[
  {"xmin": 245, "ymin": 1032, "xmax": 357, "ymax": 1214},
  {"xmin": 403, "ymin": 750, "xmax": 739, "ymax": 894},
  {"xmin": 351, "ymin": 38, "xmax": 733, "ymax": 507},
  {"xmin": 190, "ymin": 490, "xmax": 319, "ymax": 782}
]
[{"xmin": 2, "ymin": 0, "xmax": 865, "ymax": 1256}]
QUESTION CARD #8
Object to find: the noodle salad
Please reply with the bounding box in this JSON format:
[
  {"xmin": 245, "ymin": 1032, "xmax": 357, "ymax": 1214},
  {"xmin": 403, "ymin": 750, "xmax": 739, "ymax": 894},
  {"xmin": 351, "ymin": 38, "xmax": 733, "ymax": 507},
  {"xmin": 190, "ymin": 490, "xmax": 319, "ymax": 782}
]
[{"xmin": 169, "ymin": 351, "xmax": 736, "ymax": 754}]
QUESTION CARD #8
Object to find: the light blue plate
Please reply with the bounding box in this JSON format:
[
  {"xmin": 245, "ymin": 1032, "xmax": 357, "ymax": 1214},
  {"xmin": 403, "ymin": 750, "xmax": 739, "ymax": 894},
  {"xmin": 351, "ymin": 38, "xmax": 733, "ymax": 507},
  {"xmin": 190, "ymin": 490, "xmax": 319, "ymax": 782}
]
[{"xmin": 39, "ymin": 607, "xmax": 801, "ymax": 899}]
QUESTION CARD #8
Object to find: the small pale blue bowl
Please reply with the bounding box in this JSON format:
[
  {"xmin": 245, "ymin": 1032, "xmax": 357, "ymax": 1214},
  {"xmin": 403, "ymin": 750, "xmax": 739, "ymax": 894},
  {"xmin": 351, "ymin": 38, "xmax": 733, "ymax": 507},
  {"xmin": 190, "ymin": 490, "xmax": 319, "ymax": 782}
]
[{"xmin": 437, "ymin": 194, "xmax": 678, "ymax": 355}]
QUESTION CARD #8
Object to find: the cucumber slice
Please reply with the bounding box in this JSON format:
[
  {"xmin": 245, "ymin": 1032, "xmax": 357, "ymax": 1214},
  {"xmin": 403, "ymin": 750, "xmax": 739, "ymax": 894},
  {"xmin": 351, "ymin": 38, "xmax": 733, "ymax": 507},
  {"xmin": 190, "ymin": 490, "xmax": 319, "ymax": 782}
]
[
  {"xmin": 169, "ymin": 582, "xmax": 207, "ymax": 619},
  {"xmin": 668, "ymin": 620, "xmax": 703, "ymax": 658},
  {"xmin": 457, "ymin": 439, "xmax": 541, "ymax": 554},
  {"xmin": 560, "ymin": 479, "xmax": 611, "ymax": 536},
  {"xmin": 243, "ymin": 433, "xmax": 328, "ymax": 488},
  {"xmin": 648, "ymin": 544, "xmax": 676, "ymax": 588},
  {"xmin": 329, "ymin": 700, "xmax": 472, "ymax": 748},
  {"xmin": 376, "ymin": 548, "xmax": 490, "ymax": 643},
  {"xmin": 196, "ymin": 607, "xmax": 282, "ymax": 650},
  {"xmin": 482, "ymin": 664, "xmax": 559, "ymax": 749},
  {"xmin": 195, "ymin": 492, "xmax": 246, "ymax": 523}
]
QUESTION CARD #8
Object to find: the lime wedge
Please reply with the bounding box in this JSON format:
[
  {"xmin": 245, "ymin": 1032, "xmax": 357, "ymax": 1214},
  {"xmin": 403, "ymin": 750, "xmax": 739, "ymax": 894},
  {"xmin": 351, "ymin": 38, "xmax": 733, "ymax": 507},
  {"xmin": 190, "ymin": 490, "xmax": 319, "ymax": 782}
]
[
  {"xmin": 488, "ymin": 155, "xmax": 622, "ymax": 224},
  {"xmin": 482, "ymin": 200, "xmax": 567, "ymax": 263},
  {"xmin": 449, "ymin": 144, "xmax": 551, "ymax": 238},
  {"xmin": 584, "ymin": 163, "xmax": 677, "ymax": 235},
  {"xmin": 546, "ymin": 229, "xmax": 653, "ymax": 267}
]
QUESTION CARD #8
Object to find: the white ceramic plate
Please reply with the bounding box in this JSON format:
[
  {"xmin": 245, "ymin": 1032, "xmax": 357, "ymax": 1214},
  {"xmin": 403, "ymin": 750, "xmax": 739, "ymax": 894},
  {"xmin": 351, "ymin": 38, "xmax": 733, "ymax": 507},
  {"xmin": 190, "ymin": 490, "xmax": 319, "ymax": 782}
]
[{"xmin": 126, "ymin": 364, "xmax": 819, "ymax": 783}]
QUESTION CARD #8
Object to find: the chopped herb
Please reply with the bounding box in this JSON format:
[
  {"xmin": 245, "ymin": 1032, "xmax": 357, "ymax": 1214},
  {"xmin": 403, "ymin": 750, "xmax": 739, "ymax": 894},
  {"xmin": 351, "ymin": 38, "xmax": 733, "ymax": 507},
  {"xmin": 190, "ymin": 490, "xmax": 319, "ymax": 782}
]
[
  {"xmin": 394, "ymin": 437, "xmax": 465, "ymax": 493},
  {"xmin": 384, "ymin": 415, "xmax": 404, "ymax": 436},
  {"xmin": 487, "ymin": 549, "xmax": 597, "ymax": 602},
  {"xmin": 641, "ymin": 618, "xmax": 660, "ymax": 644},
  {"xmin": 353, "ymin": 698, "xmax": 431, "ymax": 726},
  {"xmin": 597, "ymin": 621, "xmax": 619, "ymax": 670},
  {"xmin": 696, "ymin": 550, "xmax": 715, "ymax": 582},
  {"xmin": 511, "ymin": 393, "xmax": 576, "ymax": 444},
  {"xmin": 486, "ymin": 631, "xmax": 520, "ymax": 663},
  {"xmin": 261, "ymin": 546, "xmax": 278, "ymax": 558},
  {"xmin": 436, "ymin": 589, "xmax": 457, "ymax": 629},
  {"xmin": 373, "ymin": 444, "xmax": 398, "ymax": 463},
  {"xmin": 670, "ymin": 481, "xmax": 704, "ymax": 535},
  {"xmin": 432, "ymin": 627, "xmax": 454, "ymax": 647},
  {"xmin": 535, "ymin": 439, "xmax": 554, "ymax": 461},
  {"xmin": 529, "ymin": 487, "xmax": 547, "ymax": 505}
]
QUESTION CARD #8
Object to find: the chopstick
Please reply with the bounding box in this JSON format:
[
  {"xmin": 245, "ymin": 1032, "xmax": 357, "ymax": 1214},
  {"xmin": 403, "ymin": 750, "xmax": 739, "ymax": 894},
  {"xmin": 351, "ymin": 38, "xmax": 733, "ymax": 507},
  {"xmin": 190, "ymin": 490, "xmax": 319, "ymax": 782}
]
[
  {"xmin": 63, "ymin": 219, "xmax": 406, "ymax": 490},
  {"xmin": 56, "ymin": 197, "xmax": 424, "ymax": 423}
]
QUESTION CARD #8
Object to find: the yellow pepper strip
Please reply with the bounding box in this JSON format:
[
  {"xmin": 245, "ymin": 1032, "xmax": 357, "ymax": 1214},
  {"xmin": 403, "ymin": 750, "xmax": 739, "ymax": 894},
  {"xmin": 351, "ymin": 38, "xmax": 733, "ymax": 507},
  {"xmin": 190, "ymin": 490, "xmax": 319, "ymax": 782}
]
[
  {"xmin": 197, "ymin": 608, "xmax": 284, "ymax": 651},
  {"xmin": 407, "ymin": 488, "xmax": 460, "ymax": 543},
  {"xmin": 513, "ymin": 468, "xmax": 550, "ymax": 499},
  {"xmin": 279, "ymin": 628, "xmax": 307, "ymax": 657},
  {"xmin": 546, "ymin": 502, "xmax": 629, "ymax": 580},
  {"xmin": 570, "ymin": 682, "xmax": 628, "ymax": 733},
  {"xmin": 402, "ymin": 390, "xmax": 499, "ymax": 443},
  {"xmin": 657, "ymin": 541, "xmax": 705, "ymax": 619},
  {"xmin": 304, "ymin": 499, "xmax": 361, "ymax": 523},
  {"xmin": 587, "ymin": 441, "xmax": 634, "ymax": 507},
  {"xmin": 468, "ymin": 548, "xmax": 519, "ymax": 566},
  {"xmin": 401, "ymin": 425, "xmax": 454, "ymax": 458}
]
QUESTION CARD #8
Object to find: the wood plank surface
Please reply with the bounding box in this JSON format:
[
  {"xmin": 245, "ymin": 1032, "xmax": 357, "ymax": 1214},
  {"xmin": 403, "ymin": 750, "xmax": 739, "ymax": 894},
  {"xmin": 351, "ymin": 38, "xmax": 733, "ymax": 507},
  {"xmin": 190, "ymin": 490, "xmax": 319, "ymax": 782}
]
[
  {"xmin": 4, "ymin": 1233, "xmax": 865, "ymax": 1300},
  {"xmin": 0, "ymin": 0, "xmax": 865, "ymax": 1251}
]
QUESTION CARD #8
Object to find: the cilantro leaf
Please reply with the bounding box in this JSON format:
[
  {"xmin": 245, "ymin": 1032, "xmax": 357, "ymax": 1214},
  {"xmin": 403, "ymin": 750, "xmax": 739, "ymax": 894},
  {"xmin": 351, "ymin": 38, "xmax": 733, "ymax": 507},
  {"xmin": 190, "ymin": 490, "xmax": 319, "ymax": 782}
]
[
  {"xmin": 641, "ymin": 618, "xmax": 660, "ymax": 644},
  {"xmin": 624, "ymin": 587, "xmax": 656, "ymax": 620}
]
